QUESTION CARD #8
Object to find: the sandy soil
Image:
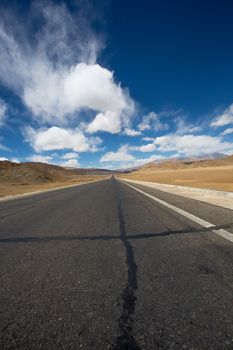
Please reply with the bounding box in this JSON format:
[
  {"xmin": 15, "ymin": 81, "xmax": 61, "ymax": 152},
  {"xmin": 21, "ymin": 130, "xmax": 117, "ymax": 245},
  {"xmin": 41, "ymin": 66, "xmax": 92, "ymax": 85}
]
[
  {"xmin": 118, "ymin": 165, "xmax": 233, "ymax": 192},
  {"xmin": 0, "ymin": 175, "xmax": 108, "ymax": 198}
]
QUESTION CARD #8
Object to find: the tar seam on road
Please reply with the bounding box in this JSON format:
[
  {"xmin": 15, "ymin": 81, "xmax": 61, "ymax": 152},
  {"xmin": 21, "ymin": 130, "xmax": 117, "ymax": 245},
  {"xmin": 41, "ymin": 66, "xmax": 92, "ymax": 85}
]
[
  {"xmin": 1, "ymin": 223, "xmax": 233, "ymax": 244},
  {"xmin": 114, "ymin": 182, "xmax": 141, "ymax": 350}
]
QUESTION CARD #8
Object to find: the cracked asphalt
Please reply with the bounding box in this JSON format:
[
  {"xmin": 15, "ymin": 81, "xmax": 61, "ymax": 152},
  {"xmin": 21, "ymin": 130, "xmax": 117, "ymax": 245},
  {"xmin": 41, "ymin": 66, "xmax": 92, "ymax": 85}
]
[{"xmin": 0, "ymin": 177, "xmax": 233, "ymax": 349}]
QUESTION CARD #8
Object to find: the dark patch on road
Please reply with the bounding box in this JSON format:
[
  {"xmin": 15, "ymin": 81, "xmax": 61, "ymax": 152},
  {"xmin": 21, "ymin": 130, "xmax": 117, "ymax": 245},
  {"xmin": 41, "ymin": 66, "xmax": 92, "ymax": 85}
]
[
  {"xmin": 114, "ymin": 182, "xmax": 140, "ymax": 350},
  {"xmin": 198, "ymin": 264, "xmax": 215, "ymax": 275}
]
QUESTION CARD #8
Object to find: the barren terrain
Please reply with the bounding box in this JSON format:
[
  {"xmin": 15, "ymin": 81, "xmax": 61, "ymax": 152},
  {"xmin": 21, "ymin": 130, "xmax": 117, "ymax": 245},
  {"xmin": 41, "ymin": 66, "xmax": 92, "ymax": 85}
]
[
  {"xmin": 0, "ymin": 161, "xmax": 109, "ymax": 198},
  {"xmin": 0, "ymin": 176, "xmax": 109, "ymax": 198},
  {"xmin": 118, "ymin": 156, "xmax": 233, "ymax": 192}
]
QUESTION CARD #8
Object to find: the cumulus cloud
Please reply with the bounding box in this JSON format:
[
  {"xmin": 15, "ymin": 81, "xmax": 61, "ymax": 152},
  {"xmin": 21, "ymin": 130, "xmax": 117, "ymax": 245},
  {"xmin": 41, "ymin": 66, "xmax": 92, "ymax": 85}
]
[
  {"xmin": 210, "ymin": 104, "xmax": 233, "ymax": 127},
  {"xmin": 24, "ymin": 126, "xmax": 102, "ymax": 153},
  {"xmin": 0, "ymin": 1, "xmax": 134, "ymax": 132},
  {"xmin": 0, "ymin": 99, "xmax": 7, "ymax": 126},
  {"xmin": 138, "ymin": 112, "xmax": 168, "ymax": 132},
  {"xmin": 154, "ymin": 134, "xmax": 233, "ymax": 156}
]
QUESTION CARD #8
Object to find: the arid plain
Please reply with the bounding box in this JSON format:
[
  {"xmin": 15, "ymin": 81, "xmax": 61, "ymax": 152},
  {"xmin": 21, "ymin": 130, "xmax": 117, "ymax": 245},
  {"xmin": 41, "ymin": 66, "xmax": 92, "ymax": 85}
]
[{"xmin": 118, "ymin": 155, "xmax": 233, "ymax": 192}]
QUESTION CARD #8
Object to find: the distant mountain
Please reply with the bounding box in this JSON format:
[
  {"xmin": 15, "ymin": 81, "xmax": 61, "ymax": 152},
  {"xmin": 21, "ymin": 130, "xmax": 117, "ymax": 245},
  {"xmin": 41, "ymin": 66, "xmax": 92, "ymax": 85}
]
[
  {"xmin": 64, "ymin": 167, "xmax": 113, "ymax": 175},
  {"xmin": 0, "ymin": 161, "xmax": 112, "ymax": 184},
  {"xmin": 120, "ymin": 153, "xmax": 233, "ymax": 173}
]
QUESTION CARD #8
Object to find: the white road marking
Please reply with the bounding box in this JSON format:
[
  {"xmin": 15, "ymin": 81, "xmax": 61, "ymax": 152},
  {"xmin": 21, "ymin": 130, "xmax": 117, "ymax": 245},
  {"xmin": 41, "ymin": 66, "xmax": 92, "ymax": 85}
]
[{"xmin": 121, "ymin": 180, "xmax": 233, "ymax": 243}]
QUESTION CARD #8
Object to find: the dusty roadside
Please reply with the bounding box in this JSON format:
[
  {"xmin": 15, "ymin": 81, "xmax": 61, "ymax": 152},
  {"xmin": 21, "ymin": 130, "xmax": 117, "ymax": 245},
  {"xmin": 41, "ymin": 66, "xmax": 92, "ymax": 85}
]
[
  {"xmin": 117, "ymin": 165, "xmax": 233, "ymax": 192},
  {"xmin": 0, "ymin": 175, "xmax": 109, "ymax": 199},
  {"xmin": 119, "ymin": 178, "xmax": 233, "ymax": 210}
]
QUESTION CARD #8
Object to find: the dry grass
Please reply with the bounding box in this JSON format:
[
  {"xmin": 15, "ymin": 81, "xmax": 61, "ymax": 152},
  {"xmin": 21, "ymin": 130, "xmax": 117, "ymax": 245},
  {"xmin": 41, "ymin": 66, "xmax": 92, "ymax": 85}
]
[
  {"xmin": 118, "ymin": 165, "xmax": 233, "ymax": 192},
  {"xmin": 0, "ymin": 175, "xmax": 108, "ymax": 198}
]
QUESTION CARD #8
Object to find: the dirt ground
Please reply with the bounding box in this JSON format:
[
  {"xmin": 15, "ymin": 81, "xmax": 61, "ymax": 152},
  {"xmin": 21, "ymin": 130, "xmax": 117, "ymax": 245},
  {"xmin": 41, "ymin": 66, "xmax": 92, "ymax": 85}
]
[
  {"xmin": 0, "ymin": 176, "xmax": 108, "ymax": 198},
  {"xmin": 118, "ymin": 165, "xmax": 233, "ymax": 192}
]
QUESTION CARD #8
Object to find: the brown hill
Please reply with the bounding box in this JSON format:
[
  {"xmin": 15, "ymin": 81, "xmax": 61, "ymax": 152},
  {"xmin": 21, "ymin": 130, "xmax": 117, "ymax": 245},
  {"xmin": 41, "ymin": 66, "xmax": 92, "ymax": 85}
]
[
  {"xmin": 0, "ymin": 161, "xmax": 112, "ymax": 184},
  {"xmin": 118, "ymin": 154, "xmax": 233, "ymax": 192},
  {"xmin": 129, "ymin": 154, "xmax": 233, "ymax": 173}
]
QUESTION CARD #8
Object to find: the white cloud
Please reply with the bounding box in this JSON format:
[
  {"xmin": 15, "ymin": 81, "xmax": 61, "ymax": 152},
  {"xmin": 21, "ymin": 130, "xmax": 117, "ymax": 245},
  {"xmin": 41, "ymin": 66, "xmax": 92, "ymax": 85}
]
[
  {"xmin": 0, "ymin": 3, "xmax": 134, "ymax": 133},
  {"xmin": 142, "ymin": 137, "xmax": 155, "ymax": 141},
  {"xmin": 86, "ymin": 108, "xmax": 132, "ymax": 135},
  {"xmin": 27, "ymin": 154, "xmax": 53, "ymax": 163},
  {"xmin": 138, "ymin": 143, "xmax": 156, "ymax": 152},
  {"xmin": 112, "ymin": 154, "xmax": 166, "ymax": 170},
  {"xmin": 100, "ymin": 144, "xmax": 165, "ymax": 167},
  {"xmin": 175, "ymin": 117, "xmax": 202, "ymax": 135},
  {"xmin": 24, "ymin": 126, "xmax": 102, "ymax": 153},
  {"xmin": 0, "ymin": 156, "xmax": 19, "ymax": 163},
  {"xmin": 210, "ymin": 104, "xmax": 233, "ymax": 127},
  {"xmin": 154, "ymin": 134, "xmax": 233, "ymax": 156},
  {"xmin": 138, "ymin": 112, "xmax": 168, "ymax": 132},
  {"xmin": 131, "ymin": 143, "xmax": 156, "ymax": 152},
  {"xmin": 123, "ymin": 128, "xmax": 142, "ymax": 136},
  {"xmin": 63, "ymin": 158, "xmax": 80, "ymax": 168},
  {"xmin": 62, "ymin": 152, "xmax": 79, "ymax": 159},
  {"xmin": 100, "ymin": 145, "xmax": 135, "ymax": 162},
  {"xmin": 221, "ymin": 128, "xmax": 233, "ymax": 136},
  {"xmin": 0, "ymin": 99, "xmax": 7, "ymax": 126},
  {"xmin": 188, "ymin": 126, "xmax": 202, "ymax": 133}
]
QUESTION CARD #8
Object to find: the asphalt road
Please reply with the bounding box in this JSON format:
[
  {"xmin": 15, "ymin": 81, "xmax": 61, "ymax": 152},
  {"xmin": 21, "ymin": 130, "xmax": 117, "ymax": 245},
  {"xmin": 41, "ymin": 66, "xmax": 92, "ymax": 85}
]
[{"xmin": 0, "ymin": 177, "xmax": 233, "ymax": 349}]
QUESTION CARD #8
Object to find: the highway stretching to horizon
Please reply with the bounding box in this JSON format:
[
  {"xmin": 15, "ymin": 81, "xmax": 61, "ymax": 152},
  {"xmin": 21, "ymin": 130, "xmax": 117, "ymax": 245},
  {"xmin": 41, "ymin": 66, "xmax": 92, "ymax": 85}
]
[{"xmin": 0, "ymin": 177, "xmax": 233, "ymax": 349}]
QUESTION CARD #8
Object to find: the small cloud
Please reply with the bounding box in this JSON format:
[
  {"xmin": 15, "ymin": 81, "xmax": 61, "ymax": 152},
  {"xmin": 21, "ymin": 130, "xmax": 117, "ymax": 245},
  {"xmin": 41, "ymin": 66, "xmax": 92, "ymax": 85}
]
[
  {"xmin": 210, "ymin": 104, "xmax": 233, "ymax": 127},
  {"xmin": 100, "ymin": 145, "xmax": 134, "ymax": 162},
  {"xmin": 123, "ymin": 128, "xmax": 142, "ymax": 136},
  {"xmin": 62, "ymin": 152, "xmax": 79, "ymax": 159},
  {"xmin": 27, "ymin": 154, "xmax": 53, "ymax": 163},
  {"xmin": 0, "ymin": 156, "xmax": 20, "ymax": 163},
  {"xmin": 113, "ymin": 154, "xmax": 166, "ymax": 170},
  {"xmin": 0, "ymin": 99, "xmax": 7, "ymax": 126},
  {"xmin": 131, "ymin": 143, "xmax": 156, "ymax": 152},
  {"xmin": 138, "ymin": 112, "xmax": 168, "ymax": 132},
  {"xmin": 63, "ymin": 158, "xmax": 80, "ymax": 168},
  {"xmin": 221, "ymin": 128, "xmax": 233, "ymax": 136},
  {"xmin": 188, "ymin": 126, "xmax": 202, "ymax": 133},
  {"xmin": 175, "ymin": 117, "xmax": 201, "ymax": 135}
]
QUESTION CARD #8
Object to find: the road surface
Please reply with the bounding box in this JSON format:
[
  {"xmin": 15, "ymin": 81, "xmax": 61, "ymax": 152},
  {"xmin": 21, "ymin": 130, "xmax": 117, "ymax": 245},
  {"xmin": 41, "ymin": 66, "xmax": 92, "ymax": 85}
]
[{"xmin": 0, "ymin": 177, "xmax": 233, "ymax": 349}]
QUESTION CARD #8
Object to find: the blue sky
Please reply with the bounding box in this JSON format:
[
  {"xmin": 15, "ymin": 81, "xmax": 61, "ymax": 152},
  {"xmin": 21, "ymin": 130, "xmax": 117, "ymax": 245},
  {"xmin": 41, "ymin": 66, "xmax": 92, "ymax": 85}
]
[{"xmin": 1, "ymin": 0, "xmax": 233, "ymax": 169}]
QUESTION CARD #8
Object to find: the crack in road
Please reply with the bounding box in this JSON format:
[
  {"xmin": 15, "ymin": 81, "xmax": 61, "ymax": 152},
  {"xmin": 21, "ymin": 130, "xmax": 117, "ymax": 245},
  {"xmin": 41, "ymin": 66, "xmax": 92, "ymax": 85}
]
[{"xmin": 114, "ymin": 184, "xmax": 141, "ymax": 350}]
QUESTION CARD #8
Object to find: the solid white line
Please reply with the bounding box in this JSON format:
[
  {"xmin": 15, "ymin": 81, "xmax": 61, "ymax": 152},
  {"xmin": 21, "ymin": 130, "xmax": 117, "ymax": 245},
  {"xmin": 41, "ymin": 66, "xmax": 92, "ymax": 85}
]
[{"xmin": 121, "ymin": 180, "xmax": 233, "ymax": 243}]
